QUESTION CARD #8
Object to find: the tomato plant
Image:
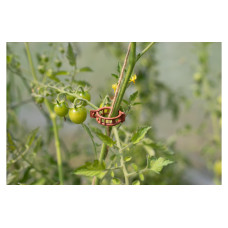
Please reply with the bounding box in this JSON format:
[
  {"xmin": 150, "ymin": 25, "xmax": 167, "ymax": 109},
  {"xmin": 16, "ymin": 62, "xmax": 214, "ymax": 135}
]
[{"xmin": 6, "ymin": 42, "xmax": 221, "ymax": 185}]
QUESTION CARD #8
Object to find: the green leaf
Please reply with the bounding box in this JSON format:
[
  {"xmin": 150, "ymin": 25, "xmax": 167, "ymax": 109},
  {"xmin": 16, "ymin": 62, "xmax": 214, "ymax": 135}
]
[
  {"xmin": 149, "ymin": 141, "xmax": 174, "ymax": 155},
  {"xmin": 112, "ymin": 178, "xmax": 121, "ymax": 185},
  {"xmin": 7, "ymin": 132, "xmax": 16, "ymax": 151},
  {"xmin": 93, "ymin": 131, "xmax": 116, "ymax": 147},
  {"xmin": 33, "ymin": 136, "xmax": 42, "ymax": 155},
  {"xmin": 124, "ymin": 156, "xmax": 132, "ymax": 162},
  {"xmin": 132, "ymin": 180, "xmax": 140, "ymax": 185},
  {"xmin": 131, "ymin": 163, "xmax": 138, "ymax": 172},
  {"xmin": 110, "ymin": 171, "xmax": 115, "ymax": 178},
  {"xmin": 74, "ymin": 160, "xmax": 106, "ymax": 178},
  {"xmin": 111, "ymin": 73, "xmax": 118, "ymax": 79},
  {"xmin": 132, "ymin": 102, "xmax": 142, "ymax": 106},
  {"xmin": 149, "ymin": 157, "xmax": 173, "ymax": 174},
  {"xmin": 49, "ymin": 76, "xmax": 60, "ymax": 82},
  {"xmin": 7, "ymin": 55, "xmax": 13, "ymax": 64},
  {"xmin": 54, "ymin": 71, "xmax": 69, "ymax": 76},
  {"xmin": 74, "ymin": 80, "xmax": 91, "ymax": 87},
  {"xmin": 117, "ymin": 62, "xmax": 121, "ymax": 73},
  {"xmin": 131, "ymin": 126, "xmax": 151, "ymax": 144},
  {"xmin": 110, "ymin": 154, "xmax": 117, "ymax": 161},
  {"xmin": 122, "ymin": 99, "xmax": 129, "ymax": 105},
  {"xmin": 25, "ymin": 128, "xmax": 39, "ymax": 147},
  {"xmin": 34, "ymin": 178, "xmax": 46, "ymax": 185},
  {"xmin": 90, "ymin": 126, "xmax": 103, "ymax": 134},
  {"xmin": 81, "ymin": 124, "xmax": 97, "ymax": 158},
  {"xmin": 139, "ymin": 173, "xmax": 144, "ymax": 181},
  {"xmin": 79, "ymin": 67, "xmax": 93, "ymax": 72},
  {"xmin": 142, "ymin": 138, "xmax": 155, "ymax": 156},
  {"xmin": 143, "ymin": 145, "xmax": 155, "ymax": 156},
  {"xmin": 66, "ymin": 43, "xmax": 76, "ymax": 66},
  {"xmin": 142, "ymin": 138, "xmax": 154, "ymax": 144},
  {"xmin": 129, "ymin": 91, "xmax": 138, "ymax": 103}
]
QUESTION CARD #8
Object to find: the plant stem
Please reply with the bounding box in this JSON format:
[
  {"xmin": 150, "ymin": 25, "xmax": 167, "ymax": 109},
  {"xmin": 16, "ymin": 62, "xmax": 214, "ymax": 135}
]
[
  {"xmin": 136, "ymin": 42, "xmax": 155, "ymax": 62},
  {"xmin": 24, "ymin": 42, "xmax": 63, "ymax": 185},
  {"xmin": 113, "ymin": 126, "xmax": 129, "ymax": 185},
  {"xmin": 81, "ymin": 123, "xmax": 97, "ymax": 159},
  {"xmin": 45, "ymin": 99, "xmax": 64, "ymax": 185},
  {"xmin": 93, "ymin": 42, "xmax": 154, "ymax": 185},
  {"xmin": 112, "ymin": 42, "xmax": 136, "ymax": 116},
  {"xmin": 93, "ymin": 143, "xmax": 107, "ymax": 185},
  {"xmin": 24, "ymin": 43, "xmax": 38, "ymax": 82},
  {"xmin": 108, "ymin": 43, "xmax": 131, "ymax": 117}
]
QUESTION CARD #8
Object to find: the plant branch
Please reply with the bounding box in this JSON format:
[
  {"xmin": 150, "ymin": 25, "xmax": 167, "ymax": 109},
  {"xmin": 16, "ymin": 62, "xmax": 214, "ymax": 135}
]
[
  {"xmin": 35, "ymin": 82, "xmax": 98, "ymax": 110},
  {"xmin": 113, "ymin": 126, "xmax": 129, "ymax": 184},
  {"xmin": 111, "ymin": 42, "xmax": 136, "ymax": 116},
  {"xmin": 24, "ymin": 43, "xmax": 38, "ymax": 82},
  {"xmin": 136, "ymin": 42, "xmax": 155, "ymax": 62},
  {"xmin": 24, "ymin": 42, "xmax": 64, "ymax": 185},
  {"xmin": 93, "ymin": 43, "xmax": 136, "ymax": 185},
  {"xmin": 108, "ymin": 43, "xmax": 131, "ymax": 117},
  {"xmin": 93, "ymin": 42, "xmax": 153, "ymax": 185},
  {"xmin": 44, "ymin": 99, "xmax": 64, "ymax": 185}
]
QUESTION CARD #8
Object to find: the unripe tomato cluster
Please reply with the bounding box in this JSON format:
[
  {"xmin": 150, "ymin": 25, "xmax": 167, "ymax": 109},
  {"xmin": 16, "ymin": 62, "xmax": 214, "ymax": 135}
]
[{"xmin": 54, "ymin": 90, "xmax": 91, "ymax": 124}]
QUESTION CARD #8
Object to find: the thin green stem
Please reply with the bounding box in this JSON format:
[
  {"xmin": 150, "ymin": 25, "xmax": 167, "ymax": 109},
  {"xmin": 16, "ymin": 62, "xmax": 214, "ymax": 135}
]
[
  {"xmin": 127, "ymin": 168, "xmax": 147, "ymax": 177},
  {"xmin": 119, "ymin": 143, "xmax": 133, "ymax": 152},
  {"xmin": 24, "ymin": 43, "xmax": 38, "ymax": 82},
  {"xmin": 45, "ymin": 99, "xmax": 63, "ymax": 185},
  {"xmin": 81, "ymin": 123, "xmax": 97, "ymax": 159},
  {"xmin": 113, "ymin": 126, "xmax": 129, "ymax": 185},
  {"xmin": 93, "ymin": 143, "xmax": 107, "ymax": 185},
  {"xmin": 136, "ymin": 42, "xmax": 155, "ymax": 62}
]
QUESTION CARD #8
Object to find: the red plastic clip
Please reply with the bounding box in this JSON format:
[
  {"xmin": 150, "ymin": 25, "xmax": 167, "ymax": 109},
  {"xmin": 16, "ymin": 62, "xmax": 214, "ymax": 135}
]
[{"xmin": 90, "ymin": 107, "xmax": 125, "ymax": 126}]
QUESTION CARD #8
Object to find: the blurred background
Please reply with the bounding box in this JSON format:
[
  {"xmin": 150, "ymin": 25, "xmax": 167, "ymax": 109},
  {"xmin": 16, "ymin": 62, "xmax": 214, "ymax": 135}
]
[{"xmin": 7, "ymin": 42, "xmax": 221, "ymax": 185}]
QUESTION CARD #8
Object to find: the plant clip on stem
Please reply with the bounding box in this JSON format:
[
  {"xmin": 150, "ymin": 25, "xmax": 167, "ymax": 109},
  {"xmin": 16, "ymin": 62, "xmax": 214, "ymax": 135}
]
[{"xmin": 90, "ymin": 107, "xmax": 125, "ymax": 126}]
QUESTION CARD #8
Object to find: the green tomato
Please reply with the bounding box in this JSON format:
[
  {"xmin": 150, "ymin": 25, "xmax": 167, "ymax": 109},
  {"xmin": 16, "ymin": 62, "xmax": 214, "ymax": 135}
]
[
  {"xmin": 78, "ymin": 91, "xmax": 91, "ymax": 106},
  {"xmin": 54, "ymin": 102, "xmax": 68, "ymax": 117},
  {"xmin": 69, "ymin": 107, "xmax": 87, "ymax": 124},
  {"xmin": 35, "ymin": 97, "xmax": 44, "ymax": 104},
  {"xmin": 66, "ymin": 94, "xmax": 75, "ymax": 103}
]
